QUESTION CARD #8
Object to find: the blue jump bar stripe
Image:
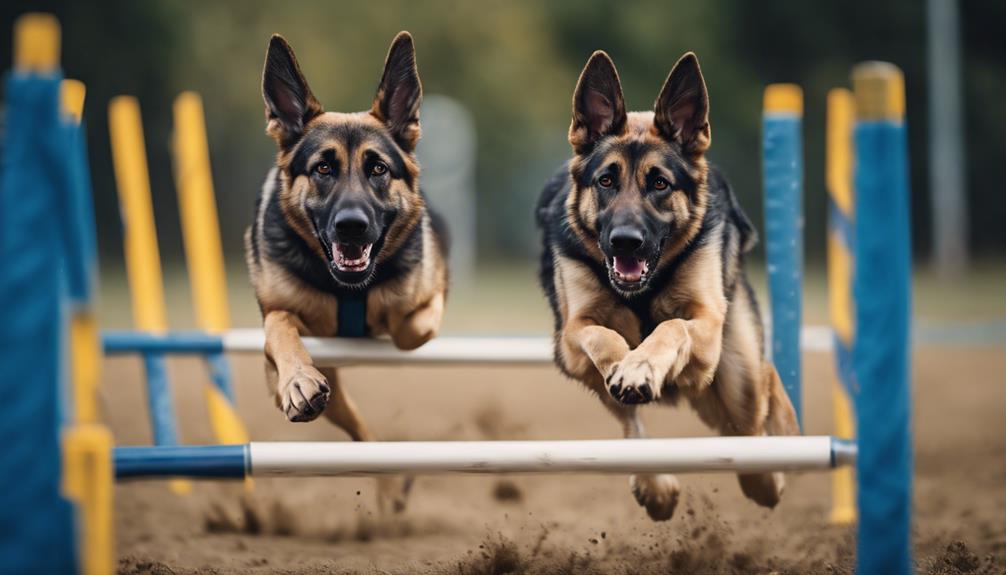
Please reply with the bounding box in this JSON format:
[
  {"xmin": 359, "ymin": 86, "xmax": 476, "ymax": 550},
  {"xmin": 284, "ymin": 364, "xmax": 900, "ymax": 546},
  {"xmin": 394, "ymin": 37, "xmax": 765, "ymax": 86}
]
[
  {"xmin": 103, "ymin": 331, "xmax": 225, "ymax": 354},
  {"xmin": 114, "ymin": 444, "xmax": 248, "ymax": 479}
]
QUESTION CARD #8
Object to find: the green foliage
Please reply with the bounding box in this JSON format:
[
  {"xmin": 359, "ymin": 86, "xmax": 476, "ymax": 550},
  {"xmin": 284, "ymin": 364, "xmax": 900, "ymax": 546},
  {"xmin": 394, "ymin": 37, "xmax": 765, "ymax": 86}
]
[{"xmin": 3, "ymin": 0, "xmax": 1004, "ymax": 261}]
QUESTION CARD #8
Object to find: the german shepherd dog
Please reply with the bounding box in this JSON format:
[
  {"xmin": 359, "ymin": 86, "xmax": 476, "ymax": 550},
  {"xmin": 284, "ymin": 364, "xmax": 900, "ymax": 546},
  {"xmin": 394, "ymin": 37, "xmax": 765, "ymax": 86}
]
[
  {"xmin": 246, "ymin": 32, "xmax": 447, "ymax": 511},
  {"xmin": 536, "ymin": 51, "xmax": 800, "ymax": 521}
]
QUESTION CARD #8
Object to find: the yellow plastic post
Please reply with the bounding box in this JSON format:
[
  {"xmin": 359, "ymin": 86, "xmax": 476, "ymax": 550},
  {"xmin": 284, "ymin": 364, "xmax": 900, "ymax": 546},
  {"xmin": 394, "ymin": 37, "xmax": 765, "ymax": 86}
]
[
  {"xmin": 63, "ymin": 426, "xmax": 115, "ymax": 575},
  {"xmin": 852, "ymin": 62, "xmax": 906, "ymax": 122},
  {"xmin": 826, "ymin": 87, "xmax": 857, "ymax": 525},
  {"xmin": 172, "ymin": 92, "xmax": 231, "ymax": 333},
  {"xmin": 172, "ymin": 93, "xmax": 252, "ymax": 492},
  {"xmin": 109, "ymin": 96, "xmax": 191, "ymax": 495},
  {"xmin": 13, "ymin": 13, "xmax": 60, "ymax": 73},
  {"xmin": 60, "ymin": 79, "xmax": 101, "ymax": 426},
  {"xmin": 61, "ymin": 79, "xmax": 86, "ymax": 123},
  {"xmin": 109, "ymin": 96, "xmax": 168, "ymax": 333},
  {"xmin": 763, "ymin": 83, "xmax": 804, "ymax": 116}
]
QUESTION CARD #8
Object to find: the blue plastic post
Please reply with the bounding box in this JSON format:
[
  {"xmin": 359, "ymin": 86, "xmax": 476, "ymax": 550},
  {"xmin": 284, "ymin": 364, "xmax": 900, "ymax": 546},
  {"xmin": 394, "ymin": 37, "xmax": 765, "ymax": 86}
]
[
  {"xmin": 143, "ymin": 353, "xmax": 181, "ymax": 446},
  {"xmin": 851, "ymin": 63, "xmax": 913, "ymax": 575},
  {"xmin": 762, "ymin": 84, "xmax": 804, "ymax": 428},
  {"xmin": 0, "ymin": 66, "xmax": 78, "ymax": 573},
  {"xmin": 61, "ymin": 108, "xmax": 98, "ymax": 307},
  {"xmin": 206, "ymin": 351, "xmax": 236, "ymax": 402}
]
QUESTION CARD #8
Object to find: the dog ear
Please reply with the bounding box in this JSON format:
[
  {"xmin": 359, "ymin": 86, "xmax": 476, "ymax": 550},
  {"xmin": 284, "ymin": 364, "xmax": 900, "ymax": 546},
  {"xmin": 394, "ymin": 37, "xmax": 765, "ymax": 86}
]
[
  {"xmin": 262, "ymin": 35, "xmax": 323, "ymax": 147},
  {"xmin": 371, "ymin": 32, "xmax": 423, "ymax": 152},
  {"xmin": 654, "ymin": 52, "xmax": 710, "ymax": 154},
  {"xmin": 569, "ymin": 51, "xmax": 627, "ymax": 154}
]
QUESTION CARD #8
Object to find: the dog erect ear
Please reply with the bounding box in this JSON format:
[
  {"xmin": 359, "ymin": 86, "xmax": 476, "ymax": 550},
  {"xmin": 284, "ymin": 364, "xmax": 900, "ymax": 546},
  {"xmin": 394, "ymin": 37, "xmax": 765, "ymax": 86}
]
[
  {"xmin": 262, "ymin": 35, "xmax": 323, "ymax": 147},
  {"xmin": 371, "ymin": 32, "xmax": 422, "ymax": 152},
  {"xmin": 569, "ymin": 51, "xmax": 627, "ymax": 154},
  {"xmin": 654, "ymin": 52, "xmax": 710, "ymax": 154}
]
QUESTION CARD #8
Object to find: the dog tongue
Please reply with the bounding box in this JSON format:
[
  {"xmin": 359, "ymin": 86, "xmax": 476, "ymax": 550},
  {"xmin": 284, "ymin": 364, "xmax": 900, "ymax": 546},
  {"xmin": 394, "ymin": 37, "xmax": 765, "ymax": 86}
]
[{"xmin": 614, "ymin": 256, "xmax": 645, "ymax": 282}]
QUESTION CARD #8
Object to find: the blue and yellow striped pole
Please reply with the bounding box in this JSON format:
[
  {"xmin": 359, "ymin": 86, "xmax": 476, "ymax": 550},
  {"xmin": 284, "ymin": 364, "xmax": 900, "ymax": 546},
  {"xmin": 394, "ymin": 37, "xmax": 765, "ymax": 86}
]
[
  {"xmin": 762, "ymin": 84, "xmax": 804, "ymax": 427},
  {"xmin": 1, "ymin": 12, "xmax": 80, "ymax": 573},
  {"xmin": 826, "ymin": 88, "xmax": 857, "ymax": 525},
  {"xmin": 851, "ymin": 62, "xmax": 913, "ymax": 575},
  {"xmin": 109, "ymin": 95, "xmax": 191, "ymax": 495},
  {"xmin": 60, "ymin": 76, "xmax": 116, "ymax": 575},
  {"xmin": 172, "ymin": 92, "xmax": 249, "ymax": 447}
]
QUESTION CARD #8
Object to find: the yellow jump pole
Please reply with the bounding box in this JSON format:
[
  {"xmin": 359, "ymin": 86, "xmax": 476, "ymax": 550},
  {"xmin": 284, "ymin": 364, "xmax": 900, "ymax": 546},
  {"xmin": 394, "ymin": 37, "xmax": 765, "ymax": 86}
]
[
  {"xmin": 109, "ymin": 95, "xmax": 191, "ymax": 495},
  {"xmin": 826, "ymin": 87, "xmax": 857, "ymax": 525},
  {"xmin": 172, "ymin": 92, "xmax": 250, "ymax": 448}
]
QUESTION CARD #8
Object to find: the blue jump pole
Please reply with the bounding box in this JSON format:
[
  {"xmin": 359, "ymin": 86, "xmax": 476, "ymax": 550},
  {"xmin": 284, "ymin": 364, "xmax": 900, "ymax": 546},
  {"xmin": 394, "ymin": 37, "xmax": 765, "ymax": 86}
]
[
  {"xmin": 851, "ymin": 62, "xmax": 913, "ymax": 575},
  {"xmin": 762, "ymin": 84, "xmax": 805, "ymax": 428}
]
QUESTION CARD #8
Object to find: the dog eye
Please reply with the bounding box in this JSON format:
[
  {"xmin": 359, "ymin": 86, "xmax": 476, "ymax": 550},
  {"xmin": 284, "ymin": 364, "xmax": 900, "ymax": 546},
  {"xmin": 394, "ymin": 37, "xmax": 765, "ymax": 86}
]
[
  {"xmin": 370, "ymin": 161, "xmax": 388, "ymax": 177},
  {"xmin": 315, "ymin": 162, "xmax": 332, "ymax": 176},
  {"xmin": 597, "ymin": 174, "xmax": 614, "ymax": 188},
  {"xmin": 653, "ymin": 177, "xmax": 669, "ymax": 191}
]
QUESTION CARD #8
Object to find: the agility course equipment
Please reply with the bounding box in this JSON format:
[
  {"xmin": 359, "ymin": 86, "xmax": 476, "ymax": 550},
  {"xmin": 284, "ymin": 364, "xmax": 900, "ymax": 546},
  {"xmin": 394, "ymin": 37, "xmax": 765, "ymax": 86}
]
[
  {"xmin": 762, "ymin": 83, "xmax": 805, "ymax": 427},
  {"xmin": 0, "ymin": 12, "xmax": 920, "ymax": 575},
  {"xmin": 849, "ymin": 62, "xmax": 914, "ymax": 575},
  {"xmin": 0, "ymin": 13, "xmax": 112, "ymax": 574},
  {"xmin": 826, "ymin": 87, "xmax": 858, "ymax": 525},
  {"xmin": 114, "ymin": 437, "xmax": 856, "ymax": 478},
  {"xmin": 108, "ymin": 92, "xmax": 249, "ymax": 498}
]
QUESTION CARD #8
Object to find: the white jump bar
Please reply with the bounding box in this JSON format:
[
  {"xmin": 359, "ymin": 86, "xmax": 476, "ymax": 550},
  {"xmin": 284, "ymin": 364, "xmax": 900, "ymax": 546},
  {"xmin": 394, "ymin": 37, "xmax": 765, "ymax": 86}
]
[
  {"xmin": 222, "ymin": 327, "xmax": 834, "ymax": 366},
  {"xmin": 250, "ymin": 436, "xmax": 852, "ymax": 476}
]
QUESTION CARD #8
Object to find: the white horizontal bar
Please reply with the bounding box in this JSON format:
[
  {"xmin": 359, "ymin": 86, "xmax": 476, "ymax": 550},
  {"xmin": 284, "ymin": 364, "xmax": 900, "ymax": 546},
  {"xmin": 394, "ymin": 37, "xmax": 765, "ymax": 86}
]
[
  {"xmin": 249, "ymin": 436, "xmax": 844, "ymax": 476},
  {"xmin": 223, "ymin": 327, "xmax": 833, "ymax": 366}
]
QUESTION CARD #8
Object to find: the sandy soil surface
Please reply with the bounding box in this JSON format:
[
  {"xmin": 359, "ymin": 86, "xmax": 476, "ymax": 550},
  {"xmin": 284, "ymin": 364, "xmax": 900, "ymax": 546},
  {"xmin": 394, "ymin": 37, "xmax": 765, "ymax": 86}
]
[{"xmin": 103, "ymin": 338, "xmax": 1006, "ymax": 574}]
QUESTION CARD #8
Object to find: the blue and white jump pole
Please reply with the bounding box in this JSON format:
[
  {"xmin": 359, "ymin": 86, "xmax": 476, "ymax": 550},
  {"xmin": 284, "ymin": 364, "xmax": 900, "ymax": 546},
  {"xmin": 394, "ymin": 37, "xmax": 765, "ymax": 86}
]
[{"xmin": 114, "ymin": 436, "xmax": 856, "ymax": 479}]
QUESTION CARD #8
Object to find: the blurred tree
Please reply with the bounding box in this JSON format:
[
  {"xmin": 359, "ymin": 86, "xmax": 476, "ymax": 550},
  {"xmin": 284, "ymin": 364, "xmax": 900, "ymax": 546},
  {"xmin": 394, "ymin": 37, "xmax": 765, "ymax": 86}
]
[{"xmin": 2, "ymin": 0, "xmax": 1003, "ymax": 270}]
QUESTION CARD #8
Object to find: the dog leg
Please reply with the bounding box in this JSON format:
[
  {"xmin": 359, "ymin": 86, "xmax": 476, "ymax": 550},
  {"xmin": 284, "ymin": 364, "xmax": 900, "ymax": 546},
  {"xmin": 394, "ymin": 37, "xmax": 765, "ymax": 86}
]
[
  {"xmin": 319, "ymin": 367, "xmax": 413, "ymax": 513},
  {"xmin": 560, "ymin": 318, "xmax": 632, "ymax": 383},
  {"xmin": 389, "ymin": 292, "xmax": 444, "ymax": 351},
  {"xmin": 764, "ymin": 364, "xmax": 800, "ymax": 437},
  {"xmin": 608, "ymin": 305, "xmax": 723, "ymax": 405},
  {"xmin": 595, "ymin": 390, "xmax": 680, "ymax": 521},
  {"xmin": 691, "ymin": 361, "xmax": 796, "ymax": 509},
  {"xmin": 263, "ymin": 310, "xmax": 330, "ymax": 422}
]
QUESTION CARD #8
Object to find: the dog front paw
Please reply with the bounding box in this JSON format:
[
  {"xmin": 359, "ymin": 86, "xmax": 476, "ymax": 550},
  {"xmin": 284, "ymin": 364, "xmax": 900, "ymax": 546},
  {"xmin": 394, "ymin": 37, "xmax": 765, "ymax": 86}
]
[
  {"xmin": 606, "ymin": 358, "xmax": 660, "ymax": 404},
  {"xmin": 279, "ymin": 366, "xmax": 330, "ymax": 422},
  {"xmin": 631, "ymin": 474, "xmax": 680, "ymax": 521}
]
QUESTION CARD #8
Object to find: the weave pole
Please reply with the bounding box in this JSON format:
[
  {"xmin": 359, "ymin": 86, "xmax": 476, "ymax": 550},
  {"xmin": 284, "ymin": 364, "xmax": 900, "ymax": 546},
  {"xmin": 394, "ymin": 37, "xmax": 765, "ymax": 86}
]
[
  {"xmin": 172, "ymin": 92, "xmax": 249, "ymax": 448},
  {"xmin": 763, "ymin": 84, "xmax": 805, "ymax": 427},
  {"xmin": 851, "ymin": 62, "xmax": 913, "ymax": 575},
  {"xmin": 0, "ymin": 13, "xmax": 78, "ymax": 573},
  {"xmin": 60, "ymin": 78, "xmax": 116, "ymax": 575},
  {"xmin": 109, "ymin": 95, "xmax": 191, "ymax": 495},
  {"xmin": 825, "ymin": 87, "xmax": 857, "ymax": 525}
]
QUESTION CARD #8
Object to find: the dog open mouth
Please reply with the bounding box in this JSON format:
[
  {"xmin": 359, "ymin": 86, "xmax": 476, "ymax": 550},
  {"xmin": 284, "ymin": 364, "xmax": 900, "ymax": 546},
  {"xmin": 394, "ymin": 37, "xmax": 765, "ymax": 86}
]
[
  {"xmin": 608, "ymin": 255, "xmax": 651, "ymax": 292},
  {"xmin": 332, "ymin": 242, "xmax": 373, "ymax": 273}
]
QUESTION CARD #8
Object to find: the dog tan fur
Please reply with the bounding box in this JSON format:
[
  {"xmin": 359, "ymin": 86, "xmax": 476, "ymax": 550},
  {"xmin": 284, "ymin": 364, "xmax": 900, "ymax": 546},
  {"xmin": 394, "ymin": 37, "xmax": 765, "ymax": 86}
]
[
  {"xmin": 246, "ymin": 32, "xmax": 447, "ymax": 512},
  {"xmin": 536, "ymin": 51, "xmax": 799, "ymax": 520}
]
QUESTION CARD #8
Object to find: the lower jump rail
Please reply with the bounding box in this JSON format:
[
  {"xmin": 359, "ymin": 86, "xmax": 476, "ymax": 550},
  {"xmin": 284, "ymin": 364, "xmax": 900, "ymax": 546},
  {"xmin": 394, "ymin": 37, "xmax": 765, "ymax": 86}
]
[{"xmin": 114, "ymin": 436, "xmax": 856, "ymax": 479}]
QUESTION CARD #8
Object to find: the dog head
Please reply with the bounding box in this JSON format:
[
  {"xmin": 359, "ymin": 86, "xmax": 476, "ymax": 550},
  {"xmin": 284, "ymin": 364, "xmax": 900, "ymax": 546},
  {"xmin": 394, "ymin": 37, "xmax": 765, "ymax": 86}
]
[
  {"xmin": 565, "ymin": 51, "xmax": 711, "ymax": 297},
  {"xmin": 262, "ymin": 32, "xmax": 424, "ymax": 289}
]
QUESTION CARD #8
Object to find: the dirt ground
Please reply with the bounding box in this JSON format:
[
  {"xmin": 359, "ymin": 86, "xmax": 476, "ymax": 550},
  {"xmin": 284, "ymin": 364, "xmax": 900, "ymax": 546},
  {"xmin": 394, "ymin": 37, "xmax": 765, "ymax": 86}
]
[{"xmin": 101, "ymin": 267, "xmax": 1006, "ymax": 574}]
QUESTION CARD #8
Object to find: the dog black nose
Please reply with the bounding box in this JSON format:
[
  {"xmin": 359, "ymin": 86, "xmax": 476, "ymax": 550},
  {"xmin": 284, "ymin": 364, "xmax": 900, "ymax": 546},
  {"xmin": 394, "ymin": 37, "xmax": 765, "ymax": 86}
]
[
  {"xmin": 334, "ymin": 208, "xmax": 369, "ymax": 239},
  {"xmin": 609, "ymin": 226, "xmax": 645, "ymax": 253}
]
